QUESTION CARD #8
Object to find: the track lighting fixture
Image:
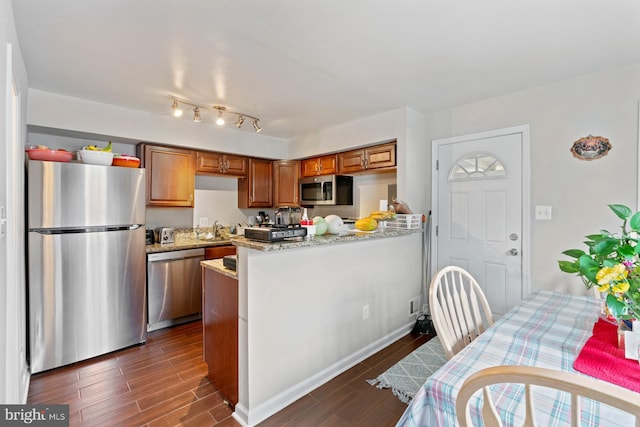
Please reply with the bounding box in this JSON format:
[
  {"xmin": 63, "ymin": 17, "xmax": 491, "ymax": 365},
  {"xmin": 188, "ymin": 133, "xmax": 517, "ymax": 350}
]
[
  {"xmin": 169, "ymin": 97, "xmax": 262, "ymax": 132},
  {"xmin": 171, "ymin": 99, "xmax": 183, "ymax": 117}
]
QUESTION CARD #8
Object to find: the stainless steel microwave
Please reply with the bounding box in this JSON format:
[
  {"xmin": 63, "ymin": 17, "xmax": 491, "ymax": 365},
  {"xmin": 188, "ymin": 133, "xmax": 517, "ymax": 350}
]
[{"xmin": 299, "ymin": 175, "xmax": 353, "ymax": 206}]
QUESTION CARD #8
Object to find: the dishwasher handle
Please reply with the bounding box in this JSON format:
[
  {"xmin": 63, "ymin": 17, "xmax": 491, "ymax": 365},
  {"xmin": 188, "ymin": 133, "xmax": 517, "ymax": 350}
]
[{"xmin": 147, "ymin": 248, "xmax": 205, "ymax": 263}]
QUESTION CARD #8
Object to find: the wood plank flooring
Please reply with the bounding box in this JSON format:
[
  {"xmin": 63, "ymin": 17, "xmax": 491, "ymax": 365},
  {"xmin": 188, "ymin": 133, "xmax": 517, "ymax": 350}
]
[{"xmin": 27, "ymin": 320, "xmax": 433, "ymax": 426}]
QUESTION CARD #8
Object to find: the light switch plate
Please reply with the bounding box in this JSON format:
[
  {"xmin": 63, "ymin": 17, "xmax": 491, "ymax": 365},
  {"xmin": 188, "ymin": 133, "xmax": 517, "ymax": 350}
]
[
  {"xmin": 535, "ymin": 205, "xmax": 552, "ymax": 220},
  {"xmin": 199, "ymin": 217, "xmax": 209, "ymax": 227}
]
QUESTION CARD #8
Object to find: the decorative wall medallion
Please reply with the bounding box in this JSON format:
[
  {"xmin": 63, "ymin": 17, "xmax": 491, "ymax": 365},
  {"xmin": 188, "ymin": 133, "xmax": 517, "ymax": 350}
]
[{"xmin": 570, "ymin": 135, "xmax": 611, "ymax": 161}]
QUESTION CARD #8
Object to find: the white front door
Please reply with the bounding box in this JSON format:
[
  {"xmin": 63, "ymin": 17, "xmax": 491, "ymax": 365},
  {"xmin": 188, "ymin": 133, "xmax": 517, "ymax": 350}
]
[{"xmin": 431, "ymin": 126, "xmax": 530, "ymax": 316}]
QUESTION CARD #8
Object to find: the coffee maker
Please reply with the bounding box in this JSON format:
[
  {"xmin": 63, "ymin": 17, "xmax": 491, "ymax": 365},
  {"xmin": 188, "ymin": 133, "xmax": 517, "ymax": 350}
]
[{"xmin": 274, "ymin": 207, "xmax": 302, "ymax": 227}]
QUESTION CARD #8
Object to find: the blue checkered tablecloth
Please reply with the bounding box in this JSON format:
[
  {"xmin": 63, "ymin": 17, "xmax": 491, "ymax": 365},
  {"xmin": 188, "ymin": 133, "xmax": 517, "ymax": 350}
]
[{"xmin": 396, "ymin": 290, "xmax": 635, "ymax": 426}]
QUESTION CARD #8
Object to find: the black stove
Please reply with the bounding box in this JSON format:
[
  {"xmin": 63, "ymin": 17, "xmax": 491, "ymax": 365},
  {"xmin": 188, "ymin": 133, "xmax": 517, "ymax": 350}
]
[{"xmin": 244, "ymin": 224, "xmax": 307, "ymax": 242}]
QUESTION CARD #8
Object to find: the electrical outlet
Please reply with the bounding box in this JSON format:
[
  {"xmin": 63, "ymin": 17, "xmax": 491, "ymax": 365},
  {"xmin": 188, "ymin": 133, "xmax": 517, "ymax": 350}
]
[
  {"xmin": 199, "ymin": 217, "xmax": 209, "ymax": 227},
  {"xmin": 409, "ymin": 296, "xmax": 421, "ymax": 317},
  {"xmin": 362, "ymin": 304, "xmax": 369, "ymax": 320},
  {"xmin": 535, "ymin": 205, "xmax": 552, "ymax": 220}
]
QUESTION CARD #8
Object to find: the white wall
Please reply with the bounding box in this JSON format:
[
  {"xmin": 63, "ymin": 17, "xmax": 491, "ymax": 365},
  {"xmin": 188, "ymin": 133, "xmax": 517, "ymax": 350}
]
[
  {"xmin": 236, "ymin": 232, "xmax": 423, "ymax": 424},
  {"xmin": 27, "ymin": 89, "xmax": 289, "ymax": 159},
  {"xmin": 193, "ymin": 175, "xmax": 253, "ymax": 227},
  {"xmin": 1, "ymin": 0, "xmax": 29, "ymax": 404},
  {"xmin": 428, "ymin": 62, "xmax": 640, "ymax": 295}
]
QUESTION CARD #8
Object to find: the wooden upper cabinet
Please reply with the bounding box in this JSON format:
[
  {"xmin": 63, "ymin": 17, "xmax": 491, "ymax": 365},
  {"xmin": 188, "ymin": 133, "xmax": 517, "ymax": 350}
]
[
  {"xmin": 273, "ymin": 160, "xmax": 300, "ymax": 207},
  {"xmin": 338, "ymin": 150, "xmax": 366, "ymax": 174},
  {"xmin": 196, "ymin": 151, "xmax": 247, "ymax": 177},
  {"xmin": 301, "ymin": 154, "xmax": 338, "ymax": 177},
  {"xmin": 138, "ymin": 144, "xmax": 196, "ymax": 207},
  {"xmin": 338, "ymin": 142, "xmax": 396, "ymax": 173},
  {"xmin": 238, "ymin": 158, "xmax": 273, "ymax": 208}
]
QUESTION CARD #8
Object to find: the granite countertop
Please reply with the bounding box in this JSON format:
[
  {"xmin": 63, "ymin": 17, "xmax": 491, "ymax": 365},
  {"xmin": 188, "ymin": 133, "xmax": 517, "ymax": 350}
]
[
  {"xmin": 146, "ymin": 238, "xmax": 238, "ymax": 253},
  {"xmin": 233, "ymin": 228, "xmax": 421, "ymax": 252},
  {"xmin": 201, "ymin": 259, "xmax": 237, "ymax": 278},
  {"xmin": 146, "ymin": 225, "xmax": 242, "ymax": 253}
]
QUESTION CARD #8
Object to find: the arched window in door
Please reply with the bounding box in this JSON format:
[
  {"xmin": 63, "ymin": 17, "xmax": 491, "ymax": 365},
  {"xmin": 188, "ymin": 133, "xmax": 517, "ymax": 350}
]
[{"xmin": 448, "ymin": 152, "xmax": 506, "ymax": 181}]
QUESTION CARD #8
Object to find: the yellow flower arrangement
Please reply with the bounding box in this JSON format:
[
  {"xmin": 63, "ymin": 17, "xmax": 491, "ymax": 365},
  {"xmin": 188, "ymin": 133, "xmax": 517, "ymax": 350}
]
[{"xmin": 559, "ymin": 204, "xmax": 640, "ymax": 321}]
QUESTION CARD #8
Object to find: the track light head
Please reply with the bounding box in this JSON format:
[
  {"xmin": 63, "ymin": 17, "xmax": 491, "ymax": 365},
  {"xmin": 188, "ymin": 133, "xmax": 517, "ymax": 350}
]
[
  {"xmin": 171, "ymin": 99, "xmax": 183, "ymax": 117},
  {"xmin": 193, "ymin": 107, "xmax": 201, "ymax": 122},
  {"xmin": 235, "ymin": 115, "xmax": 245, "ymax": 128},
  {"xmin": 253, "ymin": 120, "xmax": 262, "ymax": 133},
  {"xmin": 215, "ymin": 111, "xmax": 225, "ymax": 126}
]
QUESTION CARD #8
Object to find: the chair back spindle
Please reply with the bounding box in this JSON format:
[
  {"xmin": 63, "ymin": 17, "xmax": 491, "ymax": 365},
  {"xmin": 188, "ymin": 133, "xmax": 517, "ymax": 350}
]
[{"xmin": 429, "ymin": 266, "xmax": 493, "ymax": 359}]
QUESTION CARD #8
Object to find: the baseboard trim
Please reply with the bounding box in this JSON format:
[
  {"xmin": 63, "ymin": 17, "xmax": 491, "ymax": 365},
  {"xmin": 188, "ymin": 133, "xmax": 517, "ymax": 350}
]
[{"xmin": 235, "ymin": 321, "xmax": 414, "ymax": 426}]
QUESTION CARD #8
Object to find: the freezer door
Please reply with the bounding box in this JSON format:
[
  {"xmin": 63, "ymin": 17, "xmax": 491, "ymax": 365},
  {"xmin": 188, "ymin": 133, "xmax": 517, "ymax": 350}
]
[
  {"xmin": 28, "ymin": 160, "xmax": 145, "ymax": 229},
  {"xmin": 28, "ymin": 227, "xmax": 147, "ymax": 373}
]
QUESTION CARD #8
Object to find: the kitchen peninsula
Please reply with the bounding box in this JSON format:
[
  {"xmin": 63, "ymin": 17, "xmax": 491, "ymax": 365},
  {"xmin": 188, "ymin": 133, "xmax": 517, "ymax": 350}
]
[{"xmin": 202, "ymin": 228, "xmax": 423, "ymax": 426}]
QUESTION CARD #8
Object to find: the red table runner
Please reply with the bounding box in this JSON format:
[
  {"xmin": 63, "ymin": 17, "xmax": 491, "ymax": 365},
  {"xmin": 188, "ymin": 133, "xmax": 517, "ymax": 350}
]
[{"xmin": 573, "ymin": 318, "xmax": 640, "ymax": 392}]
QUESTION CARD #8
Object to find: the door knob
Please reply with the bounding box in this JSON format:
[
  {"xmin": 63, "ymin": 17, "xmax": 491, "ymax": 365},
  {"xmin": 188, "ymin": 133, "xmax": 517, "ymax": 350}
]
[{"xmin": 507, "ymin": 248, "xmax": 519, "ymax": 256}]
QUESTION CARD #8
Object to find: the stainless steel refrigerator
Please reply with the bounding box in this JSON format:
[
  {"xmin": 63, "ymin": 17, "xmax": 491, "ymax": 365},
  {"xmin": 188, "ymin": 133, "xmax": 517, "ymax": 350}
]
[{"xmin": 27, "ymin": 159, "xmax": 147, "ymax": 373}]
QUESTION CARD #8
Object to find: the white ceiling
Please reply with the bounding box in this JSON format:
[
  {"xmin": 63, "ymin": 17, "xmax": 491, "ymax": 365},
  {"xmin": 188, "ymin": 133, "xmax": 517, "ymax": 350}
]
[{"xmin": 11, "ymin": 0, "xmax": 640, "ymax": 139}]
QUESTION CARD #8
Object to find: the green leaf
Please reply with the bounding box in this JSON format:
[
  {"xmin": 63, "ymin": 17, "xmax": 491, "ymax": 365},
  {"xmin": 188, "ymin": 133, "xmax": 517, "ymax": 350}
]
[
  {"xmin": 609, "ymin": 204, "xmax": 632, "ymax": 221},
  {"xmin": 578, "ymin": 255, "xmax": 600, "ymax": 283},
  {"xmin": 561, "ymin": 249, "xmax": 586, "ymax": 259},
  {"xmin": 606, "ymin": 293, "xmax": 628, "ymax": 318},
  {"xmin": 618, "ymin": 244, "xmax": 635, "ymax": 259},
  {"xmin": 558, "ymin": 260, "xmax": 580, "ymax": 273},
  {"xmin": 630, "ymin": 211, "xmax": 640, "ymax": 231},
  {"xmin": 585, "ymin": 234, "xmax": 604, "ymax": 242},
  {"xmin": 593, "ymin": 238, "xmax": 618, "ymax": 256}
]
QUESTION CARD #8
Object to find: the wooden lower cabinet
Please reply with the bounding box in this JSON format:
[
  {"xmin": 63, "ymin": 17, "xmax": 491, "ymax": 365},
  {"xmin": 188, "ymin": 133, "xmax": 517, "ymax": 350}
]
[
  {"xmin": 203, "ymin": 267, "xmax": 238, "ymax": 408},
  {"xmin": 204, "ymin": 245, "xmax": 236, "ymax": 260}
]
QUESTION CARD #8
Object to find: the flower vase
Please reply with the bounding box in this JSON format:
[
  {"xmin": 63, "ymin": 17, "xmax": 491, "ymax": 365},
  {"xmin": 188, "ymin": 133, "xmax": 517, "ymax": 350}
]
[{"xmin": 618, "ymin": 320, "xmax": 631, "ymax": 349}]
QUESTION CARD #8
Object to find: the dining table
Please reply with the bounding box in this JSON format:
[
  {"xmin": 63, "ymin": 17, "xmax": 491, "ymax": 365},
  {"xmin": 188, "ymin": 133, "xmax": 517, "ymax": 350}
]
[{"xmin": 396, "ymin": 289, "xmax": 637, "ymax": 426}]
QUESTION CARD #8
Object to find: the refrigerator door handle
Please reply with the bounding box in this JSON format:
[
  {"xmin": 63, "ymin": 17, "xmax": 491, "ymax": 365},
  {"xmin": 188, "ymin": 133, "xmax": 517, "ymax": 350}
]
[{"xmin": 31, "ymin": 224, "xmax": 143, "ymax": 234}]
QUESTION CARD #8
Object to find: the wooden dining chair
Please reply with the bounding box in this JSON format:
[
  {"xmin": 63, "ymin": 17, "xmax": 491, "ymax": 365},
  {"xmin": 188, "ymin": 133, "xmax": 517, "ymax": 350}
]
[
  {"xmin": 429, "ymin": 266, "xmax": 493, "ymax": 359},
  {"xmin": 456, "ymin": 365, "xmax": 640, "ymax": 427}
]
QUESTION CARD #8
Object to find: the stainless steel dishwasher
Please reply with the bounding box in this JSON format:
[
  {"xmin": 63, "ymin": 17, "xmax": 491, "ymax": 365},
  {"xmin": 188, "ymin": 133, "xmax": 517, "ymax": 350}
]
[{"xmin": 147, "ymin": 248, "xmax": 205, "ymax": 331}]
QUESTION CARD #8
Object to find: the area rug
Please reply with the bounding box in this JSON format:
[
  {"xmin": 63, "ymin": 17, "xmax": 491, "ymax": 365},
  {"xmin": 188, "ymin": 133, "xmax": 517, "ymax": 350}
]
[{"xmin": 367, "ymin": 338, "xmax": 447, "ymax": 403}]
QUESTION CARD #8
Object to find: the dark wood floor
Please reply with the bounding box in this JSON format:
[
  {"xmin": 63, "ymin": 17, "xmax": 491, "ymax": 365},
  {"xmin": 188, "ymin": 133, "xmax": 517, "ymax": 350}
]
[{"xmin": 27, "ymin": 320, "xmax": 432, "ymax": 426}]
